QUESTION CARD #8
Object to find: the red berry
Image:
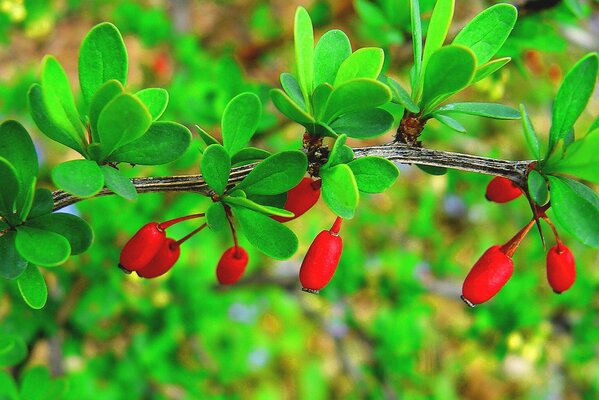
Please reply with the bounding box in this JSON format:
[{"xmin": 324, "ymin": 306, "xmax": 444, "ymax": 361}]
[
  {"xmin": 485, "ymin": 176, "xmax": 522, "ymax": 203},
  {"xmin": 546, "ymin": 244, "xmax": 576, "ymax": 294},
  {"xmin": 119, "ymin": 223, "xmax": 166, "ymax": 273},
  {"xmin": 216, "ymin": 246, "xmax": 249, "ymax": 285},
  {"xmin": 137, "ymin": 238, "xmax": 180, "ymax": 279},
  {"xmin": 273, "ymin": 177, "xmax": 321, "ymax": 223},
  {"xmin": 299, "ymin": 217, "xmax": 343, "ymax": 294},
  {"xmin": 461, "ymin": 245, "xmax": 514, "ymax": 307}
]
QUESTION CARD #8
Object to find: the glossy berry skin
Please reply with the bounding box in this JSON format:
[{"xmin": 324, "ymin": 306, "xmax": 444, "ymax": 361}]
[
  {"xmin": 119, "ymin": 223, "xmax": 166, "ymax": 273},
  {"xmin": 300, "ymin": 227, "xmax": 342, "ymax": 294},
  {"xmin": 216, "ymin": 246, "xmax": 249, "ymax": 285},
  {"xmin": 546, "ymin": 245, "xmax": 576, "ymax": 294},
  {"xmin": 461, "ymin": 245, "xmax": 514, "ymax": 307},
  {"xmin": 485, "ymin": 176, "xmax": 522, "ymax": 203},
  {"xmin": 137, "ymin": 238, "xmax": 180, "ymax": 279},
  {"xmin": 273, "ymin": 178, "xmax": 321, "ymax": 223}
]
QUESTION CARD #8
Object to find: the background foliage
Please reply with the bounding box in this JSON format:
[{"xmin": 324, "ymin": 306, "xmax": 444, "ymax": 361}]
[{"xmin": 0, "ymin": 0, "xmax": 598, "ymax": 398}]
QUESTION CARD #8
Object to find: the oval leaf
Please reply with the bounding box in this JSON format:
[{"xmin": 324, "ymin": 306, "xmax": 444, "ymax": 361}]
[
  {"xmin": 201, "ymin": 144, "xmax": 231, "ymax": 196},
  {"xmin": 330, "ymin": 108, "xmax": 394, "ymax": 139},
  {"xmin": 348, "ymin": 156, "xmax": 399, "ymax": 194},
  {"xmin": 334, "ymin": 48, "xmax": 385, "ymax": 86},
  {"xmin": 222, "ymin": 93, "xmax": 262, "ymax": 156},
  {"xmin": 0, "ymin": 231, "xmax": 28, "ymax": 280},
  {"xmin": 223, "ymin": 196, "xmax": 294, "ymax": 218},
  {"xmin": 313, "ymin": 29, "xmax": 352, "ymax": 87},
  {"xmin": 52, "ymin": 159, "xmax": 104, "ymax": 198},
  {"xmin": 434, "ymin": 103, "xmax": 520, "ymax": 120},
  {"xmin": 294, "ymin": 7, "xmax": 314, "ymax": 109},
  {"xmin": 136, "ymin": 88, "xmax": 169, "ymax": 120},
  {"xmin": 323, "ymin": 78, "xmax": 392, "ymax": 122},
  {"xmin": 321, "ymin": 164, "xmax": 359, "ymax": 219},
  {"xmin": 89, "ymin": 80, "xmax": 125, "ymax": 144},
  {"xmin": 101, "ymin": 166, "xmax": 137, "ymax": 201},
  {"xmin": 17, "ymin": 264, "xmax": 48, "ymax": 309},
  {"xmin": 26, "ymin": 212, "xmax": 94, "ymax": 255},
  {"xmin": 15, "ymin": 226, "xmax": 71, "ymax": 267},
  {"xmin": 235, "ymin": 151, "xmax": 307, "ymax": 195},
  {"xmin": 206, "ymin": 202, "xmax": 227, "ymax": 232},
  {"xmin": 0, "ymin": 158, "xmax": 19, "ymax": 216},
  {"xmin": 527, "ymin": 170, "xmax": 549, "ymax": 206}
]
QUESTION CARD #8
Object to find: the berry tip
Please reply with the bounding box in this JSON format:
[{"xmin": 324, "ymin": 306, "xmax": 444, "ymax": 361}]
[
  {"xmin": 117, "ymin": 264, "xmax": 132, "ymax": 274},
  {"xmin": 301, "ymin": 287, "xmax": 320, "ymax": 295},
  {"xmin": 460, "ymin": 295, "xmax": 475, "ymax": 308}
]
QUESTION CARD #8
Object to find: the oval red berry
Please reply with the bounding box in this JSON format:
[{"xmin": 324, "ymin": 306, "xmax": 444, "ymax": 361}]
[
  {"xmin": 485, "ymin": 176, "xmax": 522, "ymax": 203},
  {"xmin": 273, "ymin": 177, "xmax": 321, "ymax": 223},
  {"xmin": 216, "ymin": 246, "xmax": 249, "ymax": 285},
  {"xmin": 119, "ymin": 222, "xmax": 166, "ymax": 272},
  {"xmin": 546, "ymin": 244, "xmax": 576, "ymax": 294},
  {"xmin": 299, "ymin": 230, "xmax": 342, "ymax": 293},
  {"xmin": 137, "ymin": 238, "xmax": 180, "ymax": 279},
  {"xmin": 461, "ymin": 245, "xmax": 514, "ymax": 306}
]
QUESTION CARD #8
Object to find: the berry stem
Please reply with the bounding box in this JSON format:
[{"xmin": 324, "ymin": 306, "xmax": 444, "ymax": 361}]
[
  {"xmin": 500, "ymin": 219, "xmax": 536, "ymax": 257},
  {"xmin": 329, "ymin": 217, "xmax": 343, "ymax": 235},
  {"xmin": 159, "ymin": 213, "xmax": 205, "ymax": 230},
  {"xmin": 541, "ymin": 215, "xmax": 564, "ymax": 252},
  {"xmin": 310, "ymin": 179, "xmax": 322, "ymax": 191},
  {"xmin": 225, "ymin": 207, "xmax": 241, "ymax": 258},
  {"xmin": 176, "ymin": 223, "xmax": 208, "ymax": 245}
]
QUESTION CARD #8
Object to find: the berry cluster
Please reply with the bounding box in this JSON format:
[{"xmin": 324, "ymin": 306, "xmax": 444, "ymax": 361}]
[{"xmin": 461, "ymin": 177, "xmax": 576, "ymax": 307}]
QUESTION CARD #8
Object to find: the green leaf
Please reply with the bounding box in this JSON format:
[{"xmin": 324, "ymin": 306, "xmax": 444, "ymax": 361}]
[
  {"xmin": 410, "ymin": 0, "xmax": 423, "ymax": 95},
  {"xmin": 222, "ymin": 92, "xmax": 262, "ymax": 156},
  {"xmin": 527, "ymin": 170, "xmax": 549, "ymax": 206},
  {"xmin": 420, "ymin": 45, "xmax": 476, "ymax": 113},
  {"xmin": 97, "ymin": 93, "xmax": 152, "ymax": 158},
  {"xmin": 0, "ymin": 334, "xmax": 27, "ymax": 366},
  {"xmin": 280, "ymin": 73, "xmax": 306, "ymax": 109},
  {"xmin": 0, "ymin": 231, "xmax": 28, "ymax": 280},
  {"xmin": 196, "ymin": 125, "xmax": 220, "ymax": 147},
  {"xmin": 548, "ymin": 53, "xmax": 599, "ymax": 156},
  {"xmin": 313, "ymin": 29, "xmax": 352, "ymax": 87},
  {"xmin": 28, "ymin": 189, "xmax": 54, "ymax": 219},
  {"xmin": 17, "ymin": 265, "xmax": 47, "ymax": 309},
  {"xmin": 330, "ymin": 108, "xmax": 394, "ymax": 139},
  {"xmin": 323, "ymin": 78, "xmax": 392, "ymax": 122},
  {"xmin": 79, "ymin": 22, "xmax": 128, "ymax": 104},
  {"xmin": 233, "ymin": 206, "xmax": 298, "ymax": 259},
  {"xmin": 28, "ymin": 84, "xmax": 85, "ymax": 154},
  {"xmin": 201, "ymin": 144, "xmax": 231, "ymax": 196},
  {"xmin": 270, "ymin": 89, "xmax": 315, "ymax": 125},
  {"xmin": 235, "ymin": 151, "xmax": 307, "ymax": 195},
  {"xmin": 545, "ymin": 129, "xmax": 599, "ymax": 183},
  {"xmin": 0, "ymin": 370, "xmax": 19, "ymax": 399},
  {"xmin": 547, "ymin": 176, "xmax": 599, "ymax": 248},
  {"xmin": 473, "ymin": 58, "xmax": 511, "ymax": 82},
  {"xmin": 421, "ymin": 0, "xmax": 455, "ymax": 76},
  {"xmin": 231, "ymin": 147, "xmax": 271, "ymax": 167},
  {"xmin": 41, "ymin": 56, "xmax": 85, "ymax": 144},
  {"xmin": 432, "ymin": 113, "xmax": 467, "ymax": 133},
  {"xmin": 334, "ymin": 48, "xmax": 385, "ymax": 86},
  {"xmin": 417, "ymin": 164, "xmax": 448, "ymax": 175},
  {"xmin": 101, "ymin": 165, "xmax": 137, "ymax": 200},
  {"xmin": 247, "ymin": 193, "xmax": 287, "ymax": 209},
  {"xmin": 136, "ymin": 88, "xmax": 169, "ymax": 120},
  {"xmin": 0, "ymin": 158, "xmax": 19, "ymax": 216},
  {"xmin": 453, "ymin": 4, "xmax": 517, "ymax": 65},
  {"xmin": 108, "ymin": 122, "xmax": 192, "ymax": 165},
  {"xmin": 312, "ymin": 83, "xmax": 333, "ymax": 121},
  {"xmin": 588, "ymin": 115, "xmax": 599, "ymax": 134},
  {"xmin": 384, "ymin": 76, "xmax": 420, "ymax": 113},
  {"xmin": 294, "ymin": 7, "xmax": 314, "ymax": 110},
  {"xmin": 434, "ymin": 102, "xmax": 520, "ymax": 119},
  {"xmin": 52, "ymin": 159, "xmax": 104, "ymax": 198},
  {"xmin": 321, "ymin": 164, "xmax": 359, "ymax": 219},
  {"xmin": 89, "ymin": 80, "xmax": 124, "ymax": 143},
  {"xmin": 15, "ymin": 226, "xmax": 71, "ymax": 266},
  {"xmin": 348, "ymin": 157, "xmax": 399, "ymax": 193},
  {"xmin": 206, "ymin": 202, "xmax": 227, "ymax": 231},
  {"xmin": 223, "ymin": 196, "xmax": 294, "ymax": 218},
  {"xmin": 322, "ymin": 134, "xmax": 354, "ymax": 169},
  {"xmin": 27, "ymin": 212, "xmax": 93, "ymax": 255},
  {"xmin": 520, "ymin": 104, "xmax": 541, "ymax": 161}
]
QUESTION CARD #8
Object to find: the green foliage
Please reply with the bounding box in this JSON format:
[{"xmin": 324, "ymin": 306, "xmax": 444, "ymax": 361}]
[
  {"xmin": 222, "ymin": 93, "xmax": 262, "ymax": 157},
  {"xmin": 201, "ymin": 144, "xmax": 231, "ymax": 196},
  {"xmin": 17, "ymin": 264, "xmax": 48, "ymax": 309},
  {"xmin": 0, "ymin": 334, "xmax": 27, "ymax": 366},
  {"xmin": 51, "ymin": 160, "xmax": 104, "ymax": 198},
  {"xmin": 348, "ymin": 157, "xmax": 399, "ymax": 194},
  {"xmin": 527, "ymin": 170, "xmax": 549, "ymax": 206},
  {"xmin": 101, "ymin": 165, "xmax": 138, "ymax": 201},
  {"xmin": 235, "ymin": 151, "xmax": 307, "ymax": 196},
  {"xmin": 321, "ymin": 164, "xmax": 359, "ymax": 219}
]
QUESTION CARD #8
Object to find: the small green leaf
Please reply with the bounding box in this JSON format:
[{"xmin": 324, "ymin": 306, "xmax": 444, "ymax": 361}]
[
  {"xmin": 334, "ymin": 48, "xmax": 385, "ymax": 86},
  {"xmin": 294, "ymin": 7, "xmax": 314, "ymax": 110},
  {"xmin": 52, "ymin": 159, "xmax": 104, "ymax": 198},
  {"xmin": 280, "ymin": 73, "xmax": 306, "ymax": 109},
  {"xmin": 201, "ymin": 144, "xmax": 231, "ymax": 196},
  {"xmin": 417, "ymin": 164, "xmax": 448, "ymax": 175},
  {"xmin": 520, "ymin": 104, "xmax": 541, "ymax": 161},
  {"xmin": 527, "ymin": 170, "xmax": 549, "ymax": 206},
  {"xmin": 206, "ymin": 202, "xmax": 227, "ymax": 231},
  {"xmin": 547, "ymin": 176, "xmax": 599, "ymax": 248},
  {"xmin": 89, "ymin": 80, "xmax": 124, "ymax": 143},
  {"xmin": 101, "ymin": 166, "xmax": 137, "ymax": 200},
  {"xmin": 28, "ymin": 84, "xmax": 85, "ymax": 154},
  {"xmin": 323, "ymin": 78, "xmax": 392, "ymax": 122},
  {"xmin": 27, "ymin": 212, "xmax": 93, "ymax": 255},
  {"xmin": 79, "ymin": 22, "xmax": 128, "ymax": 104},
  {"xmin": 312, "ymin": 83, "xmax": 333, "ymax": 121},
  {"xmin": 97, "ymin": 93, "xmax": 152, "ymax": 158},
  {"xmin": 453, "ymin": 4, "xmax": 517, "ymax": 65},
  {"xmin": 0, "ymin": 231, "xmax": 28, "ymax": 280},
  {"xmin": 0, "ymin": 370, "xmax": 19, "ymax": 400},
  {"xmin": 231, "ymin": 147, "xmax": 271, "ymax": 167},
  {"xmin": 17, "ymin": 264, "xmax": 47, "ymax": 309},
  {"xmin": 233, "ymin": 206, "xmax": 298, "ymax": 259},
  {"xmin": 421, "ymin": 45, "xmax": 476, "ymax": 112},
  {"xmin": 545, "ymin": 129, "xmax": 599, "ymax": 183},
  {"xmin": 434, "ymin": 103, "xmax": 520, "ymax": 120},
  {"xmin": 235, "ymin": 151, "xmax": 307, "ymax": 195},
  {"xmin": 0, "ymin": 157, "xmax": 19, "ymax": 216},
  {"xmin": 222, "ymin": 92, "xmax": 262, "ymax": 156},
  {"xmin": 410, "ymin": 0, "xmax": 423, "ymax": 95},
  {"xmin": 473, "ymin": 58, "xmax": 511, "ymax": 82},
  {"xmin": 432, "ymin": 113, "xmax": 467, "ymax": 133},
  {"xmin": 348, "ymin": 156, "xmax": 399, "ymax": 193},
  {"xmin": 421, "ymin": 0, "xmax": 455, "ymax": 76},
  {"xmin": 223, "ymin": 195, "xmax": 294, "ymax": 218},
  {"xmin": 323, "ymin": 134, "xmax": 354, "ymax": 169},
  {"xmin": 247, "ymin": 193, "xmax": 287, "ymax": 209},
  {"xmin": 196, "ymin": 125, "xmax": 220, "ymax": 147},
  {"xmin": 28, "ymin": 189, "xmax": 54, "ymax": 219},
  {"xmin": 15, "ymin": 226, "xmax": 71, "ymax": 267},
  {"xmin": 136, "ymin": 88, "xmax": 169, "ymax": 120},
  {"xmin": 108, "ymin": 122, "xmax": 192, "ymax": 165},
  {"xmin": 313, "ymin": 29, "xmax": 352, "ymax": 87},
  {"xmin": 384, "ymin": 76, "xmax": 420, "ymax": 113},
  {"xmin": 321, "ymin": 164, "xmax": 359, "ymax": 219},
  {"xmin": 330, "ymin": 108, "xmax": 394, "ymax": 139},
  {"xmin": 270, "ymin": 89, "xmax": 315, "ymax": 125},
  {"xmin": 0, "ymin": 334, "xmax": 27, "ymax": 366},
  {"xmin": 548, "ymin": 53, "xmax": 599, "ymax": 157}
]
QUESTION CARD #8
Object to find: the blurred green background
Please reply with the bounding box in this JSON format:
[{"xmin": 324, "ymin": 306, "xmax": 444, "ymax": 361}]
[{"xmin": 1, "ymin": 0, "xmax": 598, "ymax": 398}]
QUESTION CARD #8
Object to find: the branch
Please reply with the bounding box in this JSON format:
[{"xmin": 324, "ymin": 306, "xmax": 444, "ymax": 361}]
[{"xmin": 52, "ymin": 143, "xmax": 532, "ymax": 211}]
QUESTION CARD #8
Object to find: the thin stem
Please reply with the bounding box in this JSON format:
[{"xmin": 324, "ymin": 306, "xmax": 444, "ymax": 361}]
[
  {"xmin": 176, "ymin": 223, "xmax": 207, "ymax": 245},
  {"xmin": 330, "ymin": 217, "xmax": 343, "ymax": 235},
  {"xmin": 158, "ymin": 213, "xmax": 205, "ymax": 230},
  {"xmin": 225, "ymin": 207, "xmax": 240, "ymax": 257},
  {"xmin": 500, "ymin": 219, "xmax": 536, "ymax": 257},
  {"xmin": 541, "ymin": 215, "xmax": 563, "ymax": 250}
]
